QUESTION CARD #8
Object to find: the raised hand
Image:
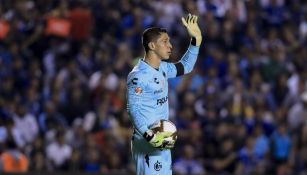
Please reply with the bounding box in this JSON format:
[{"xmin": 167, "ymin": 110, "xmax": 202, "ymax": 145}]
[{"xmin": 181, "ymin": 14, "xmax": 202, "ymax": 46}]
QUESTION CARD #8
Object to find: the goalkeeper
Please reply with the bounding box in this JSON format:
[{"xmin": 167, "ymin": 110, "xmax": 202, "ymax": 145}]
[{"xmin": 127, "ymin": 14, "xmax": 202, "ymax": 175}]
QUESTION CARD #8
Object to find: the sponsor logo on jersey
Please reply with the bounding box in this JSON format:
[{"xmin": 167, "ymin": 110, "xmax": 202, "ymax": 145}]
[
  {"xmin": 131, "ymin": 78, "xmax": 138, "ymax": 85},
  {"xmin": 154, "ymin": 78, "xmax": 159, "ymax": 84},
  {"xmin": 154, "ymin": 88, "xmax": 163, "ymax": 94},
  {"xmin": 157, "ymin": 96, "xmax": 168, "ymax": 105},
  {"xmin": 135, "ymin": 87, "xmax": 142, "ymax": 94}
]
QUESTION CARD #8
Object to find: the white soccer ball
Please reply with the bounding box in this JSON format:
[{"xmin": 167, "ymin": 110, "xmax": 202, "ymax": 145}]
[{"xmin": 149, "ymin": 119, "xmax": 177, "ymax": 141}]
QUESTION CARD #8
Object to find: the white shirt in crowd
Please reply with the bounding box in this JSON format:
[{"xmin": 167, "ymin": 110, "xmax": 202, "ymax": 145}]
[
  {"xmin": 13, "ymin": 113, "xmax": 39, "ymax": 144},
  {"xmin": 46, "ymin": 141, "xmax": 72, "ymax": 167}
]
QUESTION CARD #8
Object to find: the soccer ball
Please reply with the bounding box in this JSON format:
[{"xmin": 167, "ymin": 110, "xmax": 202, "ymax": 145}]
[{"xmin": 149, "ymin": 119, "xmax": 177, "ymax": 141}]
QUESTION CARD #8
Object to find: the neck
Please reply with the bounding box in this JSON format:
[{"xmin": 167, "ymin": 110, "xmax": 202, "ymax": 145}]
[{"xmin": 144, "ymin": 52, "xmax": 161, "ymax": 69}]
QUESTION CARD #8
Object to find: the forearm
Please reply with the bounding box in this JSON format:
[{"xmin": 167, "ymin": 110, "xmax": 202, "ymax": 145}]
[
  {"xmin": 128, "ymin": 105, "xmax": 149, "ymax": 135},
  {"xmin": 178, "ymin": 43, "xmax": 199, "ymax": 74}
]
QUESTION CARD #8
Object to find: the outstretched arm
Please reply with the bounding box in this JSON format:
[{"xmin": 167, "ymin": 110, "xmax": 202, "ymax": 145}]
[{"xmin": 164, "ymin": 14, "xmax": 202, "ymax": 78}]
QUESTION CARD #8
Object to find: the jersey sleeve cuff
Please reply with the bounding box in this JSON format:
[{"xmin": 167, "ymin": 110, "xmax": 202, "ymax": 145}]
[
  {"xmin": 188, "ymin": 44, "xmax": 199, "ymax": 55},
  {"xmin": 139, "ymin": 125, "xmax": 149, "ymax": 135}
]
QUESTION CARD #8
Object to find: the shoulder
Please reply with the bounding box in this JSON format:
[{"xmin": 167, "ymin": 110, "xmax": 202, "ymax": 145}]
[
  {"xmin": 127, "ymin": 68, "xmax": 151, "ymax": 87},
  {"xmin": 160, "ymin": 61, "xmax": 173, "ymax": 70},
  {"xmin": 128, "ymin": 65, "xmax": 150, "ymax": 80},
  {"xmin": 160, "ymin": 61, "xmax": 171, "ymax": 67},
  {"xmin": 160, "ymin": 61, "xmax": 176, "ymax": 77}
]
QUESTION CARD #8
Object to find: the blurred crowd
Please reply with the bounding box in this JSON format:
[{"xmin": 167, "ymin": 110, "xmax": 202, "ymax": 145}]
[{"xmin": 0, "ymin": 0, "xmax": 306, "ymax": 174}]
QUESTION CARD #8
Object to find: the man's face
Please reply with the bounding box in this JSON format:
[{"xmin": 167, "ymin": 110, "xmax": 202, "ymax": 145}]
[{"xmin": 152, "ymin": 33, "xmax": 172, "ymax": 60}]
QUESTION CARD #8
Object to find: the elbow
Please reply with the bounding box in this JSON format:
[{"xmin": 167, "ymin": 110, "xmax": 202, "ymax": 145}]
[
  {"xmin": 184, "ymin": 66, "xmax": 193, "ymax": 74},
  {"xmin": 186, "ymin": 69, "xmax": 192, "ymax": 74}
]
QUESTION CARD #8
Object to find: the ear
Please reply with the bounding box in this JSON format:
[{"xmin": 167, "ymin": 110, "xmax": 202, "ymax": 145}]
[{"xmin": 148, "ymin": 42, "xmax": 155, "ymax": 50}]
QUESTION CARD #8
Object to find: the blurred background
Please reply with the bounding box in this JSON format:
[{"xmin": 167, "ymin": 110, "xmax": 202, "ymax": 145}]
[{"xmin": 0, "ymin": 0, "xmax": 307, "ymax": 174}]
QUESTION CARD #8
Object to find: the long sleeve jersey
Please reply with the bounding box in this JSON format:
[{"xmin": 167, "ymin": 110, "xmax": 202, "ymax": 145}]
[{"xmin": 127, "ymin": 44, "xmax": 199, "ymax": 139}]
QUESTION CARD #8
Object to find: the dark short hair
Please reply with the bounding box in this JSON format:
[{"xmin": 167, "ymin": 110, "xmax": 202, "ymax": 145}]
[{"xmin": 142, "ymin": 27, "xmax": 167, "ymax": 52}]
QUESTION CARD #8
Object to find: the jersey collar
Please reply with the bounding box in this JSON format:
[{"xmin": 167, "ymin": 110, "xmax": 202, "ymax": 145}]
[{"xmin": 139, "ymin": 59, "xmax": 160, "ymax": 72}]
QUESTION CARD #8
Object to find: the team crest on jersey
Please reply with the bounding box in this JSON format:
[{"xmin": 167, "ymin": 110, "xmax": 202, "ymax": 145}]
[
  {"xmin": 135, "ymin": 87, "xmax": 142, "ymax": 94},
  {"xmin": 154, "ymin": 160, "xmax": 162, "ymax": 171}
]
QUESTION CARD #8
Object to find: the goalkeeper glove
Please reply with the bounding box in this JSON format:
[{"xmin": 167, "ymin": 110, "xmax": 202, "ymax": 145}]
[
  {"xmin": 159, "ymin": 136, "xmax": 176, "ymax": 150},
  {"xmin": 181, "ymin": 14, "xmax": 202, "ymax": 47},
  {"xmin": 143, "ymin": 130, "xmax": 173, "ymax": 148}
]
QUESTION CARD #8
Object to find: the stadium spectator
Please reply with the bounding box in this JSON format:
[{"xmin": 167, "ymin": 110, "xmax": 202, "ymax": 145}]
[
  {"xmin": 0, "ymin": 139, "xmax": 29, "ymax": 173},
  {"xmin": 46, "ymin": 131, "xmax": 72, "ymax": 171},
  {"xmin": 0, "ymin": 0, "xmax": 306, "ymax": 174},
  {"xmin": 173, "ymin": 144, "xmax": 205, "ymax": 175}
]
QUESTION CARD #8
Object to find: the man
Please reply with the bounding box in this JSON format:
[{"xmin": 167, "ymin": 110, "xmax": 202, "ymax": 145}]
[
  {"xmin": 0, "ymin": 139, "xmax": 29, "ymax": 173},
  {"xmin": 127, "ymin": 14, "xmax": 202, "ymax": 175}
]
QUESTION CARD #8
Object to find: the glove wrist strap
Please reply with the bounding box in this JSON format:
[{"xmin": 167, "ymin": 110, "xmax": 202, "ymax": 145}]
[
  {"xmin": 143, "ymin": 130, "xmax": 154, "ymax": 142},
  {"xmin": 191, "ymin": 37, "xmax": 196, "ymax": 46}
]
